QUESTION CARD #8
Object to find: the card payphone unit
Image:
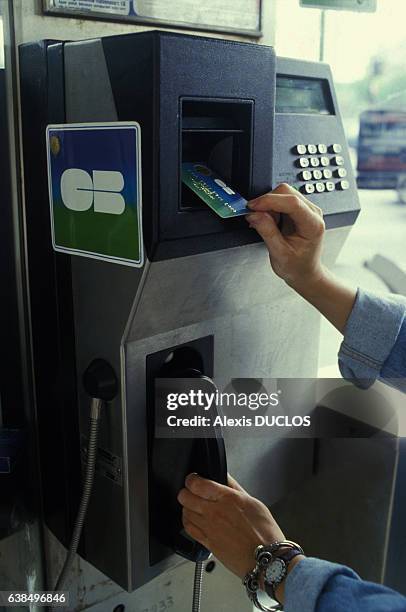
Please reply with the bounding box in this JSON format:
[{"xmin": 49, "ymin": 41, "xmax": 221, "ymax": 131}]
[{"xmin": 20, "ymin": 31, "xmax": 360, "ymax": 595}]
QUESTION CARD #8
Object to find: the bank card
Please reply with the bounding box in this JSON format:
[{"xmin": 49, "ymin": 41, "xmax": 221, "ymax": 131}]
[{"xmin": 182, "ymin": 162, "xmax": 250, "ymax": 218}]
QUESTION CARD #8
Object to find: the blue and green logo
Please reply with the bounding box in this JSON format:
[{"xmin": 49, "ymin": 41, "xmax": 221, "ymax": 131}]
[{"xmin": 46, "ymin": 123, "xmax": 143, "ymax": 267}]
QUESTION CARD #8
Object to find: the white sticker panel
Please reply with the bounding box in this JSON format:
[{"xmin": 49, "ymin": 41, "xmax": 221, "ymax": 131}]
[
  {"xmin": 53, "ymin": 0, "xmax": 130, "ymax": 15},
  {"xmin": 46, "ymin": 0, "xmax": 261, "ymax": 34}
]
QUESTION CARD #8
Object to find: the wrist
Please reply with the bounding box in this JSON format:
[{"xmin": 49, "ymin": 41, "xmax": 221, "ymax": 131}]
[
  {"xmin": 244, "ymin": 541, "xmax": 305, "ymax": 610},
  {"xmin": 286, "ymin": 265, "xmax": 330, "ymax": 298},
  {"xmin": 274, "ymin": 554, "xmax": 305, "ymax": 605}
]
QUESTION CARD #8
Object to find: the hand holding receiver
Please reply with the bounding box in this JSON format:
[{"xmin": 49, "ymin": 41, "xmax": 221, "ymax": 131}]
[{"xmin": 178, "ymin": 474, "xmax": 285, "ymax": 580}]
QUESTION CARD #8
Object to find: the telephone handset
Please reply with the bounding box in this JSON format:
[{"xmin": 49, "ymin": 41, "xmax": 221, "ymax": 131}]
[{"xmin": 149, "ymin": 359, "xmax": 227, "ymax": 563}]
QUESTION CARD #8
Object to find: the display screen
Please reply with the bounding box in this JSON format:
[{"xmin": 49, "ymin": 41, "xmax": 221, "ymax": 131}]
[{"xmin": 276, "ymin": 76, "xmax": 333, "ymax": 115}]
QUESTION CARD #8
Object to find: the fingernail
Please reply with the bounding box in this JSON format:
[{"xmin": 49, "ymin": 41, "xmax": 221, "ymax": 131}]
[{"xmin": 185, "ymin": 472, "xmax": 199, "ymax": 485}]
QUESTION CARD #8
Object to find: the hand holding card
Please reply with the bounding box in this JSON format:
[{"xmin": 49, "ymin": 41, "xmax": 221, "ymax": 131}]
[{"xmin": 182, "ymin": 163, "xmax": 250, "ymax": 219}]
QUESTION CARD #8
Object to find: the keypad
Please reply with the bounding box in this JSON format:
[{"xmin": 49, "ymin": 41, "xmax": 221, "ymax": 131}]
[{"xmin": 293, "ymin": 142, "xmax": 350, "ymax": 195}]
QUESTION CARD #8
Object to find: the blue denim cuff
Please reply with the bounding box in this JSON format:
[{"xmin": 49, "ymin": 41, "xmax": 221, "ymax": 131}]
[
  {"xmin": 338, "ymin": 289, "xmax": 406, "ymax": 387},
  {"xmin": 284, "ymin": 557, "xmax": 359, "ymax": 612}
]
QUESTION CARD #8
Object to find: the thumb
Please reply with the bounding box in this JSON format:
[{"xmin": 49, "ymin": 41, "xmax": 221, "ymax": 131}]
[{"xmin": 228, "ymin": 474, "xmax": 246, "ymax": 493}]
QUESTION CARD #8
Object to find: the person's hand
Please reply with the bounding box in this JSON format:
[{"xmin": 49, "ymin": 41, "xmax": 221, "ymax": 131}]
[
  {"xmin": 177, "ymin": 473, "xmax": 285, "ymax": 579},
  {"xmin": 246, "ymin": 183, "xmax": 325, "ymax": 293},
  {"xmin": 246, "ymin": 183, "xmax": 357, "ymax": 333}
]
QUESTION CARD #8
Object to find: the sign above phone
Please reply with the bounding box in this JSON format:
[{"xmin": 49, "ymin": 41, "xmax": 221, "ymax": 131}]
[
  {"xmin": 44, "ymin": 0, "xmax": 262, "ymax": 37},
  {"xmin": 300, "ymin": 0, "xmax": 377, "ymax": 12}
]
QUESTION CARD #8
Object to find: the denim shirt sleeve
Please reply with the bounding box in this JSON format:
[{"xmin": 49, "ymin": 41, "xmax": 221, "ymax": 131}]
[
  {"xmin": 338, "ymin": 289, "xmax": 406, "ymax": 391},
  {"xmin": 282, "ymin": 292, "xmax": 406, "ymax": 612},
  {"xmin": 284, "ymin": 558, "xmax": 406, "ymax": 612}
]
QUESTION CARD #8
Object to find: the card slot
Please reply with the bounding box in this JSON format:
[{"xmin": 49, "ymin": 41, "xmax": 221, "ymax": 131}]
[
  {"xmin": 182, "ymin": 116, "xmax": 237, "ymax": 130},
  {"xmin": 182, "ymin": 128, "xmax": 244, "ymax": 134},
  {"xmin": 180, "ymin": 98, "xmax": 253, "ymax": 212}
]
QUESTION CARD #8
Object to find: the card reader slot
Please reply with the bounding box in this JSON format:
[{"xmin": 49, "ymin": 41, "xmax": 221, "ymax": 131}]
[
  {"xmin": 180, "ymin": 99, "xmax": 253, "ymax": 212},
  {"xmin": 182, "ymin": 116, "xmax": 238, "ymax": 131},
  {"xmin": 182, "ymin": 128, "xmax": 244, "ymax": 134},
  {"xmin": 181, "ymin": 131, "xmax": 239, "ymax": 210}
]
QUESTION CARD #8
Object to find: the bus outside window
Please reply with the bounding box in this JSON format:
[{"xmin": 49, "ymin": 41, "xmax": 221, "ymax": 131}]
[{"xmin": 357, "ymin": 100, "xmax": 406, "ymax": 200}]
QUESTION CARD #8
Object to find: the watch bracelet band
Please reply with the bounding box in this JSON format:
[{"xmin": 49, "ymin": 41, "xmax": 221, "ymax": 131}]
[
  {"xmin": 243, "ymin": 541, "xmax": 304, "ymax": 612},
  {"xmin": 243, "ymin": 570, "xmax": 282, "ymax": 612},
  {"xmin": 264, "ymin": 549, "xmax": 303, "ymax": 602}
]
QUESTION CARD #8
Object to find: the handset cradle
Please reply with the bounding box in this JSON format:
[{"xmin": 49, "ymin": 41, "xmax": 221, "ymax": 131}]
[{"xmin": 150, "ymin": 363, "xmax": 228, "ymax": 563}]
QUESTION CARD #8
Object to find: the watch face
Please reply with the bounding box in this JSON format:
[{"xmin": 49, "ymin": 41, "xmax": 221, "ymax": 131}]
[{"xmin": 265, "ymin": 558, "xmax": 287, "ymax": 585}]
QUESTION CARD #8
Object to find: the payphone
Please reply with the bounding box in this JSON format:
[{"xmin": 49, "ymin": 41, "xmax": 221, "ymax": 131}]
[{"xmin": 19, "ymin": 31, "xmax": 360, "ymax": 599}]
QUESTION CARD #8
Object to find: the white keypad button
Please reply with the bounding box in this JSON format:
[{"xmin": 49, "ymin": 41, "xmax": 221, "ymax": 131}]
[
  {"xmin": 300, "ymin": 170, "xmax": 312, "ymax": 181},
  {"xmin": 331, "ymin": 143, "xmax": 342, "ymax": 154},
  {"xmin": 307, "ymin": 144, "xmax": 318, "ymax": 154},
  {"xmin": 302, "ymin": 183, "xmax": 315, "ymax": 194},
  {"xmin": 338, "ymin": 180, "xmax": 350, "ymax": 190},
  {"xmin": 320, "ymin": 157, "xmax": 330, "ymax": 167},
  {"xmin": 323, "ymin": 168, "xmax": 333, "ymax": 179},
  {"xmin": 315, "ymin": 182, "xmax": 325, "ymax": 193},
  {"xmin": 336, "ymin": 167, "xmax": 347, "ymax": 178},
  {"xmin": 294, "ymin": 144, "xmax": 307, "ymax": 155},
  {"xmin": 318, "ymin": 144, "xmax": 328, "ymax": 154},
  {"xmin": 310, "ymin": 157, "xmax": 320, "ymax": 167},
  {"xmin": 298, "ymin": 157, "xmax": 310, "ymax": 168},
  {"xmin": 326, "ymin": 182, "xmax": 335, "ymax": 192},
  {"xmin": 333, "ymin": 156, "xmax": 345, "ymax": 166},
  {"xmin": 313, "ymin": 169, "xmax": 323, "ymax": 180}
]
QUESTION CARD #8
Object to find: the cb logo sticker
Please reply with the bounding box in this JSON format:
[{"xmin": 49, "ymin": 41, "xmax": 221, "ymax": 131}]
[{"xmin": 46, "ymin": 123, "xmax": 143, "ymax": 267}]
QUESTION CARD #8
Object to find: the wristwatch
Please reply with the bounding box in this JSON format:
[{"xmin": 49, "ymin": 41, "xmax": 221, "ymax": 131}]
[
  {"xmin": 243, "ymin": 541, "xmax": 304, "ymax": 611},
  {"xmin": 263, "ymin": 547, "xmax": 303, "ymax": 601}
]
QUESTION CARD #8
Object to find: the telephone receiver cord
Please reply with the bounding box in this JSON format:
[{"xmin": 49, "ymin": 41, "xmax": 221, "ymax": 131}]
[
  {"xmin": 55, "ymin": 394, "xmax": 206, "ymax": 611},
  {"xmin": 55, "ymin": 397, "xmax": 102, "ymax": 591},
  {"xmin": 192, "ymin": 560, "xmax": 204, "ymax": 612}
]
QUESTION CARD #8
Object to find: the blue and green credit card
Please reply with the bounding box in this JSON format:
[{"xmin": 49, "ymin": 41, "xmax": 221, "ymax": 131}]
[{"xmin": 182, "ymin": 162, "xmax": 250, "ymax": 218}]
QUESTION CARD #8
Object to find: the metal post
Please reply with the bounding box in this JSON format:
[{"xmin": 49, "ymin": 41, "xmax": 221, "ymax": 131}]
[
  {"xmin": 319, "ymin": 9, "xmax": 326, "ymax": 62},
  {"xmin": 0, "ymin": 0, "xmax": 46, "ymax": 594}
]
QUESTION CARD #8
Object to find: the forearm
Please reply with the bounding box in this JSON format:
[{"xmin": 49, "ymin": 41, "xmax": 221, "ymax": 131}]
[
  {"xmin": 288, "ymin": 266, "xmax": 357, "ymax": 334},
  {"xmin": 283, "ymin": 558, "xmax": 406, "ymax": 612}
]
